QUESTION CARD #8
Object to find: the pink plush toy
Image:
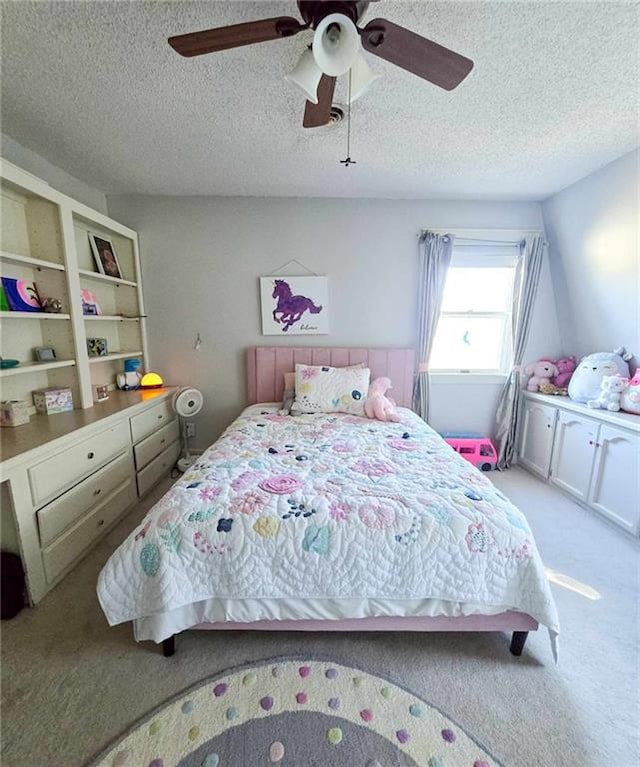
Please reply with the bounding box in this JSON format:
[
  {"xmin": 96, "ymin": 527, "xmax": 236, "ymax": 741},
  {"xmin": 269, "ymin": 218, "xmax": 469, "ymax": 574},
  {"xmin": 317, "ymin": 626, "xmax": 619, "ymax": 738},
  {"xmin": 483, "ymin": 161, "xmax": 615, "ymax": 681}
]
[
  {"xmin": 525, "ymin": 358, "xmax": 559, "ymax": 392},
  {"xmin": 552, "ymin": 355, "xmax": 577, "ymax": 388},
  {"xmin": 621, "ymin": 369, "xmax": 640, "ymax": 415},
  {"xmin": 364, "ymin": 377, "xmax": 401, "ymax": 422}
]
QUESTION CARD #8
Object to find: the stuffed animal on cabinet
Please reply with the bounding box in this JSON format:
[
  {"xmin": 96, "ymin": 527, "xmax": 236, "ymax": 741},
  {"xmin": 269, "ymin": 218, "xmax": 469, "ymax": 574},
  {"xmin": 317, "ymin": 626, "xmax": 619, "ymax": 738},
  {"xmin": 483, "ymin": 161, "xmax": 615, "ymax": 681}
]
[
  {"xmin": 568, "ymin": 347, "xmax": 632, "ymax": 403},
  {"xmin": 364, "ymin": 377, "xmax": 401, "ymax": 422},
  {"xmin": 587, "ymin": 374, "xmax": 628, "ymax": 412},
  {"xmin": 621, "ymin": 370, "xmax": 640, "ymax": 415},
  {"xmin": 524, "ymin": 359, "xmax": 559, "ymax": 392},
  {"xmin": 552, "ymin": 355, "xmax": 577, "ymax": 388}
]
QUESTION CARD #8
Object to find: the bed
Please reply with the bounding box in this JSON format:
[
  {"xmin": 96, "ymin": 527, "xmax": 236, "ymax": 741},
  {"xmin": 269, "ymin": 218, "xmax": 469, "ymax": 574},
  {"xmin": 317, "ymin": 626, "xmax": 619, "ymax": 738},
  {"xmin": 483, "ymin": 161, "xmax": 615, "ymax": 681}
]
[{"xmin": 97, "ymin": 347, "xmax": 559, "ymax": 659}]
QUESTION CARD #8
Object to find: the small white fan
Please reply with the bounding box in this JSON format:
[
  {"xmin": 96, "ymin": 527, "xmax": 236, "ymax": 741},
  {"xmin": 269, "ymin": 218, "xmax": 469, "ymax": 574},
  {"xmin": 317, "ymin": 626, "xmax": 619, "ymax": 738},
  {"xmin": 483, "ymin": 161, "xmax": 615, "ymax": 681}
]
[{"xmin": 172, "ymin": 387, "xmax": 204, "ymax": 473}]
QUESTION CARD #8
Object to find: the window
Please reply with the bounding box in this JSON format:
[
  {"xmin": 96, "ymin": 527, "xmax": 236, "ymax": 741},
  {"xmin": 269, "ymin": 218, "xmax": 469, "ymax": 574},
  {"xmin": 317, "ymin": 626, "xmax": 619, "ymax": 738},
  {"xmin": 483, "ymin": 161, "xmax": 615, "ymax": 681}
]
[{"xmin": 429, "ymin": 263, "xmax": 515, "ymax": 375}]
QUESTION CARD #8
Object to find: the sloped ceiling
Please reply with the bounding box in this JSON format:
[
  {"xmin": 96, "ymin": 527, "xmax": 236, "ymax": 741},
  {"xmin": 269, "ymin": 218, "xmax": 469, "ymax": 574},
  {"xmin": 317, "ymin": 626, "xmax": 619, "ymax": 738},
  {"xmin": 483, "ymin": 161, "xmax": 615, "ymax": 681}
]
[{"xmin": 1, "ymin": 0, "xmax": 638, "ymax": 199}]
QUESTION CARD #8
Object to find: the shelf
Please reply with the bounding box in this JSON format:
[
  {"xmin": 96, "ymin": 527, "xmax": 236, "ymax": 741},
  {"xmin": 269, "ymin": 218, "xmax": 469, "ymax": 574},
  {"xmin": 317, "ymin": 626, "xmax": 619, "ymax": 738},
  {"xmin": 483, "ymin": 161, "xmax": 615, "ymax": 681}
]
[
  {"xmin": 0, "ymin": 311, "xmax": 70, "ymax": 320},
  {"xmin": 78, "ymin": 269, "xmax": 137, "ymax": 288},
  {"xmin": 0, "ymin": 251, "xmax": 65, "ymax": 271},
  {"xmin": 83, "ymin": 315, "xmax": 141, "ymax": 322},
  {"xmin": 88, "ymin": 351, "xmax": 143, "ymax": 365},
  {"xmin": 0, "ymin": 359, "xmax": 76, "ymax": 378}
]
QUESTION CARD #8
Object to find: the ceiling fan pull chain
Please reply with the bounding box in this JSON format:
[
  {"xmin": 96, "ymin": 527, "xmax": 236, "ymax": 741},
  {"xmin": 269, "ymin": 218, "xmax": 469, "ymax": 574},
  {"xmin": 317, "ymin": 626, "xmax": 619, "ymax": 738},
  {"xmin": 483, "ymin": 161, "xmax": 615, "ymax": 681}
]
[{"xmin": 340, "ymin": 68, "xmax": 356, "ymax": 167}]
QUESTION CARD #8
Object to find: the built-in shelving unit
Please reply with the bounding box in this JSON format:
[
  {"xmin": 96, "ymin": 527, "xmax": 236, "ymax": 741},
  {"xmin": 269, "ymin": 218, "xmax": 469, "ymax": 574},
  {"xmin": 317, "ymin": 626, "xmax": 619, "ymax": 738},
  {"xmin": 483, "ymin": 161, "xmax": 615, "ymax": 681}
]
[
  {"xmin": 0, "ymin": 158, "xmax": 148, "ymax": 409},
  {"xmin": 88, "ymin": 351, "xmax": 144, "ymax": 365},
  {"xmin": 0, "ymin": 359, "xmax": 76, "ymax": 378},
  {"xmin": 0, "ymin": 251, "xmax": 66, "ymax": 271},
  {"xmin": 1, "ymin": 311, "xmax": 71, "ymax": 320},
  {"xmin": 77, "ymin": 269, "xmax": 137, "ymax": 288}
]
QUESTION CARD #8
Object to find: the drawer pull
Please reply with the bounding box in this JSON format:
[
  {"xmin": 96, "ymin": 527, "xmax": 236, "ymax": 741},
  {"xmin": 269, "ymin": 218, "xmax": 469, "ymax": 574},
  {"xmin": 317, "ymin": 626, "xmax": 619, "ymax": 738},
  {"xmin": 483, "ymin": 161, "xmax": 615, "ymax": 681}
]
[
  {"xmin": 157, "ymin": 414, "xmax": 163, "ymax": 420},
  {"xmin": 160, "ymin": 438, "xmax": 166, "ymax": 444},
  {"xmin": 98, "ymin": 519, "xmax": 105, "ymax": 527},
  {"xmin": 93, "ymin": 488, "xmax": 102, "ymax": 496},
  {"xmin": 88, "ymin": 451, "xmax": 95, "ymax": 459}
]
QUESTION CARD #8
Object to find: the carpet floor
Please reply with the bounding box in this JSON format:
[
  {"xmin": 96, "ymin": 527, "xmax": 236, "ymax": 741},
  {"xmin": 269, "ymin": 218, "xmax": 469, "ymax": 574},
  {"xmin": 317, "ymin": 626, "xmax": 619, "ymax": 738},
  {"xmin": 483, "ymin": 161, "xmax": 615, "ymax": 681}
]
[{"xmin": 1, "ymin": 468, "xmax": 638, "ymax": 767}]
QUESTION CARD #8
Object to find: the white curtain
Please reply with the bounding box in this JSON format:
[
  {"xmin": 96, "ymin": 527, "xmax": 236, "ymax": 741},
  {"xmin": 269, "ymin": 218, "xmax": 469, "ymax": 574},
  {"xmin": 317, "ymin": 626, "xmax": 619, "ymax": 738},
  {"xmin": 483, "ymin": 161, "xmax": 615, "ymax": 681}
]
[
  {"xmin": 412, "ymin": 231, "xmax": 454, "ymax": 422},
  {"xmin": 495, "ymin": 235, "xmax": 546, "ymax": 469}
]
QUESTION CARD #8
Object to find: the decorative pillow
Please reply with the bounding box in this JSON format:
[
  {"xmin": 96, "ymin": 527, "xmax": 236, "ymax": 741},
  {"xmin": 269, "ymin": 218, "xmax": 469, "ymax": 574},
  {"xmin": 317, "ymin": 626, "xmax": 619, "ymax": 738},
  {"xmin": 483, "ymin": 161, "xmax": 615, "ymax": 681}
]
[
  {"xmin": 279, "ymin": 365, "xmax": 364, "ymax": 416},
  {"xmin": 279, "ymin": 372, "xmax": 296, "ymax": 415},
  {"xmin": 292, "ymin": 364, "xmax": 370, "ymax": 415}
]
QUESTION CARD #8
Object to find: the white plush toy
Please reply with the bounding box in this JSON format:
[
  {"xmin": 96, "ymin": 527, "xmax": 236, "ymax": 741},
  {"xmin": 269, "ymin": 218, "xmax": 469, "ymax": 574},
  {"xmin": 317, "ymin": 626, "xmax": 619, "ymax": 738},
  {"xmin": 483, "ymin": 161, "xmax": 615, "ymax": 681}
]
[{"xmin": 588, "ymin": 374, "xmax": 628, "ymax": 412}]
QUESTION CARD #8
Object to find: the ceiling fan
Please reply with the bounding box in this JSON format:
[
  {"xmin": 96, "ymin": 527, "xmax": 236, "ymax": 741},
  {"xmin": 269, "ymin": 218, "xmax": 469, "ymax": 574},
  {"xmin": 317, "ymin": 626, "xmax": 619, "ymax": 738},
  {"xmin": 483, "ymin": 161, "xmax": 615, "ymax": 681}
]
[{"xmin": 168, "ymin": 1, "xmax": 474, "ymax": 129}]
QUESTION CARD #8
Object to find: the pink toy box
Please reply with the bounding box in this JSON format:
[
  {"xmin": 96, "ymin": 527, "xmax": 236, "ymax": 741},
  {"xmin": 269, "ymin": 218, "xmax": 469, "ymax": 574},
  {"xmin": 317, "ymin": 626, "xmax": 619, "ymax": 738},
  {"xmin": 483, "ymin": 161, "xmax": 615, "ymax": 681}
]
[{"xmin": 441, "ymin": 431, "xmax": 498, "ymax": 471}]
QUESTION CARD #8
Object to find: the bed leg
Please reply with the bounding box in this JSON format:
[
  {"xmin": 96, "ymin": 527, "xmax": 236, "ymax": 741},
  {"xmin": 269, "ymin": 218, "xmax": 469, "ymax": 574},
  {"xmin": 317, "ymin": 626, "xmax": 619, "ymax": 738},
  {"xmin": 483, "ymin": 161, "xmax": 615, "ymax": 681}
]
[
  {"xmin": 162, "ymin": 635, "xmax": 176, "ymax": 657},
  {"xmin": 510, "ymin": 631, "xmax": 528, "ymax": 656}
]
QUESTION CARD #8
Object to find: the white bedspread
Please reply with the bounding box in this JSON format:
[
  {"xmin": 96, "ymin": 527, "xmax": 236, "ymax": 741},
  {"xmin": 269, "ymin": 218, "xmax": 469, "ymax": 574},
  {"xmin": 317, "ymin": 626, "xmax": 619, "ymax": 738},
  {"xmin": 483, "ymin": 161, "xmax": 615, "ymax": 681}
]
[{"xmin": 98, "ymin": 405, "xmax": 559, "ymax": 652}]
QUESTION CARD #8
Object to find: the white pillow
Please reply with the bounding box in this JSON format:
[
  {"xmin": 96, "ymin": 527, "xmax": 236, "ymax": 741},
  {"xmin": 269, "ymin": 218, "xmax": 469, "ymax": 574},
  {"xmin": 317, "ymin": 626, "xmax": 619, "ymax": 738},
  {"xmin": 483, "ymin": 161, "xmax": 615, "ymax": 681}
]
[{"xmin": 292, "ymin": 364, "xmax": 370, "ymax": 415}]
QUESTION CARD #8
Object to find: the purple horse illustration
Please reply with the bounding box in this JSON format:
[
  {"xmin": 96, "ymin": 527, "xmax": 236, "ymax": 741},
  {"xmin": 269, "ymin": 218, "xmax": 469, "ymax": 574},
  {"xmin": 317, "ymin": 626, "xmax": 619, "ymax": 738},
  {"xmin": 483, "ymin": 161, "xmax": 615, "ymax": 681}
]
[{"xmin": 272, "ymin": 279, "xmax": 322, "ymax": 332}]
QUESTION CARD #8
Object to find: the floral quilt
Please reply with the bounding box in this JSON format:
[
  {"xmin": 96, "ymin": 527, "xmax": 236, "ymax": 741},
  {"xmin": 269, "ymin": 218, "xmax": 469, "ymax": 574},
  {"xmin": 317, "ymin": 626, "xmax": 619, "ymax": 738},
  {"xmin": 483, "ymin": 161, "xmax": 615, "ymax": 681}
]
[{"xmin": 98, "ymin": 405, "xmax": 559, "ymax": 648}]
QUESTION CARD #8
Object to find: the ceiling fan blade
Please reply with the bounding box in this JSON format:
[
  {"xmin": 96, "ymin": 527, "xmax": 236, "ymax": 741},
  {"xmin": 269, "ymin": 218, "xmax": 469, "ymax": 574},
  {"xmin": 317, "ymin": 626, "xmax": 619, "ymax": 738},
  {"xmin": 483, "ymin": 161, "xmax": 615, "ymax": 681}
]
[
  {"xmin": 303, "ymin": 74, "xmax": 336, "ymax": 128},
  {"xmin": 168, "ymin": 17, "xmax": 306, "ymax": 57},
  {"xmin": 360, "ymin": 18, "xmax": 473, "ymax": 91}
]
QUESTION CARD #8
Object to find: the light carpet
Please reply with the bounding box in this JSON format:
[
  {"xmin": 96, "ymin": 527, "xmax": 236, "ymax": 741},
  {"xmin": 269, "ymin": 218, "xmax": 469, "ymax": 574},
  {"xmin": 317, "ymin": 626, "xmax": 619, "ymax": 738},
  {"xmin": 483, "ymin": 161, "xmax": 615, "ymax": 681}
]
[{"xmin": 1, "ymin": 468, "xmax": 638, "ymax": 767}]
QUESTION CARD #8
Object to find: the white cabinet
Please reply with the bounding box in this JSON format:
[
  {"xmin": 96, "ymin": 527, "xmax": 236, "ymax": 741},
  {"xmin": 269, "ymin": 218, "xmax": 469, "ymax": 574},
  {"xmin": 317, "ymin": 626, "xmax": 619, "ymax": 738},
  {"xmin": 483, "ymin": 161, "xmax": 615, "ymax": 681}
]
[
  {"xmin": 518, "ymin": 393, "xmax": 640, "ymax": 536},
  {"xmin": 0, "ymin": 388, "xmax": 178, "ymax": 603},
  {"xmin": 550, "ymin": 411, "xmax": 598, "ymax": 501},
  {"xmin": 519, "ymin": 400, "xmax": 557, "ymax": 478},
  {"xmin": 588, "ymin": 425, "xmax": 640, "ymax": 535}
]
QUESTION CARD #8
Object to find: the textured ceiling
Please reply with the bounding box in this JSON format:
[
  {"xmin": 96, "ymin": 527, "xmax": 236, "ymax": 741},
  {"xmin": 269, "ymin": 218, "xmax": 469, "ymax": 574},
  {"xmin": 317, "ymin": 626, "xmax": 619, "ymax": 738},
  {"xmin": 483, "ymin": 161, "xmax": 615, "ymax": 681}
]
[{"xmin": 1, "ymin": 1, "xmax": 638, "ymax": 200}]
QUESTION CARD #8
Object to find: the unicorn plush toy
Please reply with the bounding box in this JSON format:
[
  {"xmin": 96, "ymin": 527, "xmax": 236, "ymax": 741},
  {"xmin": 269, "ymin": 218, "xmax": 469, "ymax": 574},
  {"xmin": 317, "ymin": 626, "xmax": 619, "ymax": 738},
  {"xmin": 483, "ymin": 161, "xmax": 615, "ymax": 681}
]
[{"xmin": 364, "ymin": 377, "xmax": 400, "ymax": 422}]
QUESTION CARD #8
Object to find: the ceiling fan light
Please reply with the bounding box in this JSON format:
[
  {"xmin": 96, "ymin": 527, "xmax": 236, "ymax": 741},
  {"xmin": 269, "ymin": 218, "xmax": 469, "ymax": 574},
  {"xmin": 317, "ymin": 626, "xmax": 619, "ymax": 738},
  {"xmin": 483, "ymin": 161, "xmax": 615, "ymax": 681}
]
[
  {"xmin": 312, "ymin": 13, "xmax": 360, "ymax": 77},
  {"xmin": 349, "ymin": 52, "xmax": 381, "ymax": 102},
  {"xmin": 285, "ymin": 48, "xmax": 323, "ymax": 104}
]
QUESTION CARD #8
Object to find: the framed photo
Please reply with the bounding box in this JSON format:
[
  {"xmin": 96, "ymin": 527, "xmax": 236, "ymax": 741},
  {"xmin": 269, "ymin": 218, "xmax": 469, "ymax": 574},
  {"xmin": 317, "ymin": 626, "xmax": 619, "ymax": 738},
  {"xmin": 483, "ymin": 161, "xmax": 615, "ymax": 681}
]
[
  {"xmin": 34, "ymin": 346, "xmax": 56, "ymax": 362},
  {"xmin": 81, "ymin": 288, "xmax": 102, "ymax": 316},
  {"xmin": 87, "ymin": 337, "xmax": 108, "ymax": 357},
  {"xmin": 88, "ymin": 233, "xmax": 123, "ymax": 279},
  {"xmin": 260, "ymin": 276, "xmax": 329, "ymax": 335}
]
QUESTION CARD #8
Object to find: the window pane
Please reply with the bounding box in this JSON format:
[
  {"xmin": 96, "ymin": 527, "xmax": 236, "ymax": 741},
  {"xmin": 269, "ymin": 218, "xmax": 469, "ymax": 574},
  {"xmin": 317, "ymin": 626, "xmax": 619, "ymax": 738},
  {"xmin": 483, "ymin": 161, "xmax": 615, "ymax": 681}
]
[
  {"xmin": 441, "ymin": 267, "xmax": 514, "ymax": 312},
  {"xmin": 430, "ymin": 316, "xmax": 505, "ymax": 371}
]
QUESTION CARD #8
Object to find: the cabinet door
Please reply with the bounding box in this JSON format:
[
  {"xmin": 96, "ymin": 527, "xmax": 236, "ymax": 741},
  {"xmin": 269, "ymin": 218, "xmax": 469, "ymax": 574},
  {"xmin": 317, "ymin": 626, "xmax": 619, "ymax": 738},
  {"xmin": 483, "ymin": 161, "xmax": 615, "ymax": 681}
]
[
  {"xmin": 549, "ymin": 412, "xmax": 597, "ymax": 501},
  {"xmin": 519, "ymin": 401, "xmax": 557, "ymax": 478},
  {"xmin": 588, "ymin": 425, "xmax": 640, "ymax": 535}
]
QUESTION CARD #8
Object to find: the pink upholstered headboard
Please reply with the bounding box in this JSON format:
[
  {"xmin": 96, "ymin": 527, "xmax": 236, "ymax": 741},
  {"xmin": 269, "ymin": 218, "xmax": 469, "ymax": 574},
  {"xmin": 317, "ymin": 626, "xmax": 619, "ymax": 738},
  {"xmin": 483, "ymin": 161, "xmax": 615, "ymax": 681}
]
[{"xmin": 246, "ymin": 347, "xmax": 416, "ymax": 408}]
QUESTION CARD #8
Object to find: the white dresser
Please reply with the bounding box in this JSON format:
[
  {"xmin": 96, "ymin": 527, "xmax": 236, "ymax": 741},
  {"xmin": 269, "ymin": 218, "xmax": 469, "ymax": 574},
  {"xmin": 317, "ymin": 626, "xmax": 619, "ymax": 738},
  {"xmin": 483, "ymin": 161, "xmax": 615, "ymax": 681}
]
[
  {"xmin": 0, "ymin": 388, "xmax": 180, "ymax": 603},
  {"xmin": 518, "ymin": 391, "xmax": 640, "ymax": 536}
]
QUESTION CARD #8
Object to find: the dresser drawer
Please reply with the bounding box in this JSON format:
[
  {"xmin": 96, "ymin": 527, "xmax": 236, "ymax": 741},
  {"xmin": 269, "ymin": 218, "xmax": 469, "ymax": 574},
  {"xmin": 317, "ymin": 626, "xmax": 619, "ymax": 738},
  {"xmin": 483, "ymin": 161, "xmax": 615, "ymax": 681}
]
[
  {"xmin": 37, "ymin": 451, "xmax": 133, "ymax": 547},
  {"xmin": 42, "ymin": 480, "xmax": 135, "ymax": 584},
  {"xmin": 29, "ymin": 421, "xmax": 130, "ymax": 505},
  {"xmin": 135, "ymin": 419, "xmax": 179, "ymax": 471},
  {"xmin": 137, "ymin": 440, "xmax": 180, "ymax": 498},
  {"xmin": 130, "ymin": 399, "xmax": 173, "ymax": 444}
]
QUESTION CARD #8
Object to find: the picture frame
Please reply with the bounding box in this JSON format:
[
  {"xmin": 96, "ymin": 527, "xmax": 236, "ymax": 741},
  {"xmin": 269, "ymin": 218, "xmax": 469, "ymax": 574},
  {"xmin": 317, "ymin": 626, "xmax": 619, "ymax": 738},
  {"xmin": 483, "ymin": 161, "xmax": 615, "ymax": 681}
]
[
  {"xmin": 88, "ymin": 232, "xmax": 123, "ymax": 280},
  {"xmin": 1, "ymin": 277, "xmax": 42, "ymax": 312},
  {"xmin": 81, "ymin": 288, "xmax": 102, "ymax": 316},
  {"xmin": 87, "ymin": 337, "xmax": 108, "ymax": 357},
  {"xmin": 260, "ymin": 276, "xmax": 329, "ymax": 335},
  {"xmin": 34, "ymin": 346, "xmax": 56, "ymax": 362}
]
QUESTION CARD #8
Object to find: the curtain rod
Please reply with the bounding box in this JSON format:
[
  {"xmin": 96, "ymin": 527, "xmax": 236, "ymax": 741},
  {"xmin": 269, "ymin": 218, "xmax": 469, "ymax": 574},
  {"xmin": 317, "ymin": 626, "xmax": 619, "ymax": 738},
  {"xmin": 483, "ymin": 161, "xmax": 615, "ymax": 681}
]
[
  {"xmin": 420, "ymin": 228, "xmax": 544, "ymax": 246},
  {"xmin": 453, "ymin": 237, "xmax": 522, "ymax": 246}
]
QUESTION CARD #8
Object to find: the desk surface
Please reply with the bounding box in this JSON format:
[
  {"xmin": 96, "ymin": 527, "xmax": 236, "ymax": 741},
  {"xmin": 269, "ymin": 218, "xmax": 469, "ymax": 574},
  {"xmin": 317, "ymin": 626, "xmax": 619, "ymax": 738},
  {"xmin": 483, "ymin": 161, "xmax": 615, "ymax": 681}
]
[{"xmin": 1, "ymin": 388, "xmax": 176, "ymax": 465}]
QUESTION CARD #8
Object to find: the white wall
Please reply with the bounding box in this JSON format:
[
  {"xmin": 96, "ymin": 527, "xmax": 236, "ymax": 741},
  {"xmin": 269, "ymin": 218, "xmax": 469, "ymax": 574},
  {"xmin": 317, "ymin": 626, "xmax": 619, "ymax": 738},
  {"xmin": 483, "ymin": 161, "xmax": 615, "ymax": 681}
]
[
  {"xmin": 543, "ymin": 149, "xmax": 639, "ymax": 367},
  {"xmin": 1, "ymin": 132, "xmax": 108, "ymax": 213},
  {"xmin": 107, "ymin": 195, "xmax": 558, "ymax": 446}
]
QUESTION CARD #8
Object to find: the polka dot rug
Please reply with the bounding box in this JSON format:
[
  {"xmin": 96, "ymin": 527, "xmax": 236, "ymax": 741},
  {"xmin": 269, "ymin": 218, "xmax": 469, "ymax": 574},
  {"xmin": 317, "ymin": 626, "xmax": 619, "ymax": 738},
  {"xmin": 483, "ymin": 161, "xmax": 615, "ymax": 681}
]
[{"xmin": 89, "ymin": 658, "xmax": 501, "ymax": 767}]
